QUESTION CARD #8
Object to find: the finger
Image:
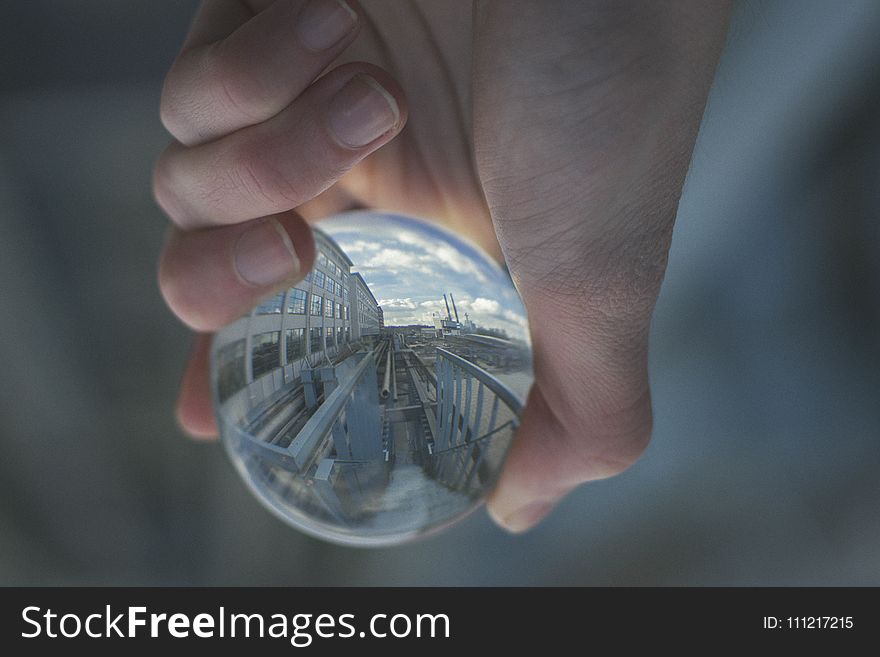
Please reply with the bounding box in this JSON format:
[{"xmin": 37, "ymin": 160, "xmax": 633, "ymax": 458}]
[
  {"xmin": 176, "ymin": 333, "xmax": 219, "ymax": 439},
  {"xmin": 162, "ymin": 0, "xmax": 361, "ymax": 146},
  {"xmin": 159, "ymin": 211, "xmax": 316, "ymax": 332},
  {"xmin": 486, "ymin": 326, "xmax": 654, "ymax": 533},
  {"xmin": 154, "ymin": 62, "xmax": 406, "ymax": 229}
]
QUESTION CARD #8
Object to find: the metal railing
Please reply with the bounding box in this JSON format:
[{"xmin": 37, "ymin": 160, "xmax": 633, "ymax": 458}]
[
  {"xmin": 231, "ymin": 348, "xmax": 389, "ymax": 526},
  {"xmin": 229, "ymin": 343, "xmax": 527, "ymax": 521},
  {"xmin": 233, "ymin": 349, "xmax": 382, "ymax": 470},
  {"xmin": 291, "ymin": 349, "xmax": 382, "ymax": 468},
  {"xmin": 430, "ymin": 347, "xmax": 524, "ymax": 493}
]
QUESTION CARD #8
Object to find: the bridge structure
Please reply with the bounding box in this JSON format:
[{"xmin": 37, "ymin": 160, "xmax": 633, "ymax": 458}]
[{"xmin": 225, "ymin": 331, "xmax": 526, "ymax": 534}]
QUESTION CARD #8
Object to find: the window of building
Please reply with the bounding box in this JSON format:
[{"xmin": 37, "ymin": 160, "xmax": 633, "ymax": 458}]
[
  {"xmin": 255, "ymin": 292, "xmax": 284, "ymax": 315},
  {"xmin": 285, "ymin": 328, "xmax": 305, "ymax": 362},
  {"xmin": 313, "ymin": 270, "xmax": 325, "ymax": 290},
  {"xmin": 345, "ymin": 328, "xmax": 350, "ymax": 342},
  {"xmin": 345, "ymin": 305, "xmax": 350, "ymax": 321},
  {"xmin": 337, "ymin": 327, "xmax": 345, "ymax": 344},
  {"xmin": 303, "ymin": 271, "xmax": 312, "ymax": 283},
  {"xmin": 343, "ymin": 287, "xmax": 349, "ymax": 303},
  {"xmin": 337, "ymin": 303, "xmax": 343, "ymax": 319},
  {"xmin": 325, "ymin": 276, "xmax": 334, "ymax": 292},
  {"xmin": 287, "ymin": 288, "xmax": 307, "ymax": 314},
  {"xmin": 325, "ymin": 326, "xmax": 334, "ymax": 349},
  {"xmin": 325, "ymin": 299, "xmax": 334, "ymax": 318},
  {"xmin": 310, "ymin": 327, "xmax": 323, "ymax": 354},
  {"xmin": 251, "ymin": 331, "xmax": 280, "ymax": 379},
  {"xmin": 318, "ymin": 252, "xmax": 328, "ymax": 269},
  {"xmin": 310, "ymin": 294, "xmax": 323, "ymax": 316},
  {"xmin": 216, "ymin": 339, "xmax": 246, "ymax": 402}
]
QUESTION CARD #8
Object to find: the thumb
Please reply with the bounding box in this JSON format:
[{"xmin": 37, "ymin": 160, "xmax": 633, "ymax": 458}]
[
  {"xmin": 474, "ymin": 0, "xmax": 730, "ymax": 532},
  {"xmin": 487, "ymin": 316, "xmax": 654, "ymax": 532}
]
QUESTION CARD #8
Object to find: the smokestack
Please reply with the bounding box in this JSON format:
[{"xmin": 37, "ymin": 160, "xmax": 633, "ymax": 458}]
[
  {"xmin": 443, "ymin": 294, "xmax": 452, "ymax": 321},
  {"xmin": 450, "ymin": 293, "xmax": 460, "ymax": 323}
]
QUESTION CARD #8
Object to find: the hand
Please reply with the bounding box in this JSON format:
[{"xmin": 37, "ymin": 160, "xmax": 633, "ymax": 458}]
[{"xmin": 154, "ymin": 0, "xmax": 731, "ymax": 532}]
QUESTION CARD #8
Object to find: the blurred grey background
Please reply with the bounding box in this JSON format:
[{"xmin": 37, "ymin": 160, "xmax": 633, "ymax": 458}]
[{"xmin": 1, "ymin": 0, "xmax": 878, "ymax": 585}]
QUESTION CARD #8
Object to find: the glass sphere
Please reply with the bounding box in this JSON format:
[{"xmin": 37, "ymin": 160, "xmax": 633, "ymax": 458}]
[{"xmin": 211, "ymin": 212, "xmax": 532, "ymax": 546}]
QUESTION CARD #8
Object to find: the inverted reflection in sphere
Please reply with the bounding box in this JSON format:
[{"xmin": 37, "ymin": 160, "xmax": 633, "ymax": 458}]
[{"xmin": 211, "ymin": 212, "xmax": 532, "ymax": 546}]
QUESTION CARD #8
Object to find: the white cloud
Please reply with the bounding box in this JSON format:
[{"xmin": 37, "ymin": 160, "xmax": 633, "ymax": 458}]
[
  {"xmin": 378, "ymin": 305, "xmax": 436, "ymax": 326},
  {"xmin": 359, "ymin": 248, "xmax": 435, "ymax": 276},
  {"xmin": 378, "ymin": 298, "xmax": 418, "ymax": 309},
  {"xmin": 329, "ymin": 224, "xmax": 528, "ymax": 338},
  {"xmin": 503, "ymin": 308, "xmax": 529, "ymax": 330},
  {"xmin": 470, "ymin": 297, "xmax": 501, "ymax": 315},
  {"xmin": 388, "ymin": 229, "xmax": 491, "ymax": 283},
  {"xmin": 335, "ymin": 239, "xmax": 381, "ymax": 255}
]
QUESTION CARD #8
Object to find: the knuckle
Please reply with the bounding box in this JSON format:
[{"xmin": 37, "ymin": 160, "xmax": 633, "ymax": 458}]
[
  {"xmin": 564, "ymin": 387, "xmax": 654, "ymax": 479},
  {"xmin": 159, "ymin": 86, "xmax": 183, "ymax": 139},
  {"xmin": 228, "ymin": 143, "xmax": 303, "ymax": 210},
  {"xmin": 152, "ymin": 148, "xmax": 190, "ymax": 227},
  {"xmin": 593, "ymin": 424, "xmax": 652, "ymax": 477},
  {"xmin": 152, "ymin": 153, "xmax": 177, "ymax": 216},
  {"xmin": 158, "ymin": 69, "xmax": 181, "ymax": 134},
  {"xmin": 205, "ymin": 42, "xmax": 265, "ymax": 123},
  {"xmin": 159, "ymin": 59, "xmax": 200, "ymax": 143}
]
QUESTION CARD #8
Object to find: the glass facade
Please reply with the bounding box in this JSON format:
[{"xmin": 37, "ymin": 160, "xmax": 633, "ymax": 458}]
[
  {"xmin": 309, "ymin": 327, "xmax": 323, "ymax": 354},
  {"xmin": 251, "ymin": 331, "xmax": 280, "ymax": 379},
  {"xmin": 213, "ymin": 238, "xmax": 368, "ymax": 409},
  {"xmin": 287, "ymin": 288, "xmax": 307, "ymax": 314},
  {"xmin": 216, "ymin": 339, "xmax": 246, "ymax": 402},
  {"xmin": 255, "ymin": 292, "xmax": 284, "ymax": 315},
  {"xmin": 285, "ymin": 328, "xmax": 305, "ymax": 362},
  {"xmin": 310, "ymin": 294, "xmax": 323, "ymax": 316}
]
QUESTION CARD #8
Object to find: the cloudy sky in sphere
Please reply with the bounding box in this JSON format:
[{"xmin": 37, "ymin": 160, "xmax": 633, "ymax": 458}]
[{"xmin": 319, "ymin": 213, "xmax": 529, "ymax": 341}]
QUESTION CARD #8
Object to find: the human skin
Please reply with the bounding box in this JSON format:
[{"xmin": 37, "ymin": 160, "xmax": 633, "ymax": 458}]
[{"xmin": 154, "ymin": 0, "xmax": 732, "ymax": 532}]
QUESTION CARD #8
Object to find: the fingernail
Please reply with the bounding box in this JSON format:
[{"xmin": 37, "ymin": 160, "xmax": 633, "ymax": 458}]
[
  {"xmin": 491, "ymin": 500, "xmax": 554, "ymax": 534},
  {"xmin": 327, "ymin": 74, "xmax": 400, "ymax": 148},
  {"xmin": 234, "ymin": 218, "xmax": 300, "ymax": 287},
  {"xmin": 295, "ymin": 0, "xmax": 357, "ymax": 52}
]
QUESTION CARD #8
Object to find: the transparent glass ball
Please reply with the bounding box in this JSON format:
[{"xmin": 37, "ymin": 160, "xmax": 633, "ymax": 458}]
[{"xmin": 211, "ymin": 211, "xmax": 532, "ymax": 546}]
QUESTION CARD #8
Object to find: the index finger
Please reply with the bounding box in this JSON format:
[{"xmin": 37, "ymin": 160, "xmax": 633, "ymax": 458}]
[{"xmin": 161, "ymin": 0, "xmax": 360, "ymax": 146}]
